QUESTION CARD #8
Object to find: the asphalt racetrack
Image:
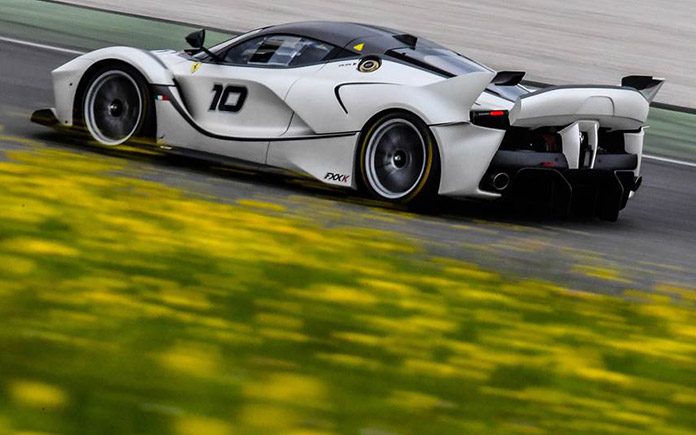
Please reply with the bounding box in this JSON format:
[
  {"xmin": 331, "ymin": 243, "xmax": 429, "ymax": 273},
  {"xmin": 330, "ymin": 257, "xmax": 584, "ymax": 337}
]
[{"xmin": 1, "ymin": 36, "xmax": 695, "ymax": 294}]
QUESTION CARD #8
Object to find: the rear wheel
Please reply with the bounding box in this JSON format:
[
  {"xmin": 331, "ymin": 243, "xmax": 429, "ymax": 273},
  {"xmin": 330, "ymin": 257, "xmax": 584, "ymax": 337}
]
[
  {"xmin": 80, "ymin": 65, "xmax": 154, "ymax": 146},
  {"xmin": 358, "ymin": 112, "xmax": 439, "ymax": 204}
]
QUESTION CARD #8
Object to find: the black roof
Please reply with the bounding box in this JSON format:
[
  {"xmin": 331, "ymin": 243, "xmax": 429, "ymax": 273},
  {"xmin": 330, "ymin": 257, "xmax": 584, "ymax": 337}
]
[
  {"xmin": 251, "ymin": 21, "xmax": 414, "ymax": 54},
  {"xmin": 214, "ymin": 21, "xmax": 491, "ymax": 79}
]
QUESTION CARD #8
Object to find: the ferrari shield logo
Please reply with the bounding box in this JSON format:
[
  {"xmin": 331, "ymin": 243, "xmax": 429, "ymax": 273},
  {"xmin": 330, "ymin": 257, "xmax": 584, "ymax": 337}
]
[{"xmin": 191, "ymin": 62, "xmax": 202, "ymax": 74}]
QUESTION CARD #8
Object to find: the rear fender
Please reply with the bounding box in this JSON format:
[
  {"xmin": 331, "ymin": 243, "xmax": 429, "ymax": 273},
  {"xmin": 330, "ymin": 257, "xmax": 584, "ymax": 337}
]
[
  {"xmin": 285, "ymin": 58, "xmax": 494, "ymax": 134},
  {"xmin": 339, "ymin": 71, "xmax": 495, "ymax": 128}
]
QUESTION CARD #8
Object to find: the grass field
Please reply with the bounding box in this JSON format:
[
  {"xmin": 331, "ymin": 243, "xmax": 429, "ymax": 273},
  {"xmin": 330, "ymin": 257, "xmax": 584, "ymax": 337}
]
[
  {"xmin": 644, "ymin": 108, "xmax": 696, "ymax": 162},
  {"xmin": 0, "ymin": 140, "xmax": 695, "ymax": 434},
  {"xmin": 0, "ymin": 0, "xmax": 233, "ymax": 51}
]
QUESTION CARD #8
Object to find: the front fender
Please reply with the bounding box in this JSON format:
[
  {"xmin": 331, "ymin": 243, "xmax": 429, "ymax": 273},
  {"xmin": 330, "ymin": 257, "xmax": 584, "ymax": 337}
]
[
  {"xmin": 81, "ymin": 46, "xmax": 176, "ymax": 85},
  {"xmin": 52, "ymin": 47, "xmax": 175, "ymax": 126}
]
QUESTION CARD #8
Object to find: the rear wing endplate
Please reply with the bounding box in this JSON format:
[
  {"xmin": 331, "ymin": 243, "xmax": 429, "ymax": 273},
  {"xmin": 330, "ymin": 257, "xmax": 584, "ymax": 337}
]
[{"xmin": 621, "ymin": 76, "xmax": 665, "ymax": 103}]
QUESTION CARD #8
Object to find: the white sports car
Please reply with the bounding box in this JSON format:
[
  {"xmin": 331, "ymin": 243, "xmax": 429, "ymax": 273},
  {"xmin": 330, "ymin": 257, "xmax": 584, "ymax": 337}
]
[{"xmin": 32, "ymin": 21, "xmax": 663, "ymax": 220}]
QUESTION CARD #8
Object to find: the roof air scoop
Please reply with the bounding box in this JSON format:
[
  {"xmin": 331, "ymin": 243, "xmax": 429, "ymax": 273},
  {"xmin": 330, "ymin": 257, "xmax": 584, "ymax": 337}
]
[{"xmin": 393, "ymin": 34, "xmax": 418, "ymax": 48}]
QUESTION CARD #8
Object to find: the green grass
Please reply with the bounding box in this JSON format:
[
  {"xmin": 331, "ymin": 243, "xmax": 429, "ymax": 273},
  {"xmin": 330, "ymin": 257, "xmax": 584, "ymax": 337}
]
[
  {"xmin": 0, "ymin": 142, "xmax": 695, "ymax": 434},
  {"xmin": 645, "ymin": 108, "xmax": 696, "ymax": 162},
  {"xmin": 0, "ymin": 0, "xmax": 233, "ymax": 50}
]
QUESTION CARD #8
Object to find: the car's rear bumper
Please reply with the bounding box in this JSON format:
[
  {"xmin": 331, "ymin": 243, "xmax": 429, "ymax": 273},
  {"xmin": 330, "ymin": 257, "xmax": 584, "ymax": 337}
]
[
  {"xmin": 481, "ymin": 150, "xmax": 641, "ymax": 221},
  {"xmin": 493, "ymin": 167, "xmax": 640, "ymax": 221},
  {"xmin": 488, "ymin": 150, "xmax": 638, "ymax": 172}
]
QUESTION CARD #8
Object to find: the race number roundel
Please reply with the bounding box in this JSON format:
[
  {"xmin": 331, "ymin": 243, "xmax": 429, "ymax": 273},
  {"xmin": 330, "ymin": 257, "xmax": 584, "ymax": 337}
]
[{"xmin": 358, "ymin": 56, "xmax": 382, "ymax": 73}]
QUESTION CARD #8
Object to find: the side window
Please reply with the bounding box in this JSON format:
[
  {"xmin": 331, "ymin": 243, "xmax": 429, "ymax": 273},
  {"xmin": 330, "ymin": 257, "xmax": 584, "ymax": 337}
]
[
  {"xmin": 223, "ymin": 37, "xmax": 265, "ymax": 65},
  {"xmin": 288, "ymin": 39, "xmax": 334, "ymax": 66},
  {"xmin": 223, "ymin": 35, "xmax": 341, "ymax": 67}
]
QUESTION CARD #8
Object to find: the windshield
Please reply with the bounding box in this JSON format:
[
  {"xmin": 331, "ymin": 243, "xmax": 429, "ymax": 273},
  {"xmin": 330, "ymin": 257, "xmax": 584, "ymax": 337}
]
[{"xmin": 193, "ymin": 28, "xmax": 264, "ymax": 60}]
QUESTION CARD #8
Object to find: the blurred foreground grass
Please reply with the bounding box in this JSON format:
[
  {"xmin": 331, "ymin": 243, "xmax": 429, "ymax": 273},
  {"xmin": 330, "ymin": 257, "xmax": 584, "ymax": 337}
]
[{"xmin": 0, "ymin": 144, "xmax": 695, "ymax": 434}]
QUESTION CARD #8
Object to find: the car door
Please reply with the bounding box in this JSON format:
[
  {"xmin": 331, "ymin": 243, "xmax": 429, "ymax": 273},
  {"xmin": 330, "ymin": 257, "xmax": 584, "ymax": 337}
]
[{"xmin": 170, "ymin": 35, "xmax": 338, "ymax": 163}]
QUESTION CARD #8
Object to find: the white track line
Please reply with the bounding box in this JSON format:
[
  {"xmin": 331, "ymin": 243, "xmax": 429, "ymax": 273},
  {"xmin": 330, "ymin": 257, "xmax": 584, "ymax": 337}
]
[
  {"xmin": 0, "ymin": 35, "xmax": 85, "ymax": 55},
  {"xmin": 643, "ymin": 154, "xmax": 696, "ymax": 168},
  {"xmin": 1, "ymin": 35, "xmax": 696, "ymax": 170}
]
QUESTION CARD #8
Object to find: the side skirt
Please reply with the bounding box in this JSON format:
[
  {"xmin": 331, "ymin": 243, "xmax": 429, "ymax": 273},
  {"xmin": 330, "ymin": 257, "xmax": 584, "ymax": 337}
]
[{"xmin": 31, "ymin": 109, "xmax": 61, "ymax": 127}]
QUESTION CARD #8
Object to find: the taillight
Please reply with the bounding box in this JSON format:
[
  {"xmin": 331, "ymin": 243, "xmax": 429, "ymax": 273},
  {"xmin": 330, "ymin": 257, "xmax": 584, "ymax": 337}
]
[{"xmin": 470, "ymin": 110, "xmax": 510, "ymax": 129}]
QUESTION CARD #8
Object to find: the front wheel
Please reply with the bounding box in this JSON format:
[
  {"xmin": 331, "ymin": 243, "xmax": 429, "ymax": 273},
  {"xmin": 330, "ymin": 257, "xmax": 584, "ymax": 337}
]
[
  {"xmin": 357, "ymin": 112, "xmax": 440, "ymax": 204},
  {"xmin": 80, "ymin": 65, "xmax": 154, "ymax": 146}
]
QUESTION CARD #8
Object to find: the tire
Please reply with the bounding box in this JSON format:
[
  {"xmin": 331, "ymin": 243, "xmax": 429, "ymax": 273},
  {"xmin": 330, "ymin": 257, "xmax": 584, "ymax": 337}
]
[
  {"xmin": 79, "ymin": 64, "xmax": 154, "ymax": 146},
  {"xmin": 357, "ymin": 112, "xmax": 440, "ymax": 204}
]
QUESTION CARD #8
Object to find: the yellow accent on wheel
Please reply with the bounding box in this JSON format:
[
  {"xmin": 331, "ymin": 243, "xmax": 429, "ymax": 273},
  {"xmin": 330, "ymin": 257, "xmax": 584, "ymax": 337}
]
[{"xmin": 357, "ymin": 113, "xmax": 438, "ymax": 204}]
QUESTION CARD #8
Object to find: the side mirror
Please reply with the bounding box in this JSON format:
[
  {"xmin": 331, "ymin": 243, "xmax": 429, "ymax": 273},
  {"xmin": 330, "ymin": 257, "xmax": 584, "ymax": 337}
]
[
  {"xmin": 184, "ymin": 29, "xmax": 223, "ymax": 62},
  {"xmin": 186, "ymin": 29, "xmax": 206, "ymax": 49}
]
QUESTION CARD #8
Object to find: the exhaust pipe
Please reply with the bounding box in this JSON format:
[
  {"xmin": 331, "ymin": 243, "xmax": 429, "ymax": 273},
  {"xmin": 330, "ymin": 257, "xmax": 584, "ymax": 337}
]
[{"xmin": 491, "ymin": 172, "xmax": 511, "ymax": 191}]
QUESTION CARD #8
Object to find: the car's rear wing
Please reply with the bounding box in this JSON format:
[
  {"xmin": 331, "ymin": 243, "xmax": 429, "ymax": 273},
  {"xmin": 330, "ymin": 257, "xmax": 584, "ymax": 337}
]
[{"xmin": 508, "ymin": 84, "xmax": 660, "ymax": 131}]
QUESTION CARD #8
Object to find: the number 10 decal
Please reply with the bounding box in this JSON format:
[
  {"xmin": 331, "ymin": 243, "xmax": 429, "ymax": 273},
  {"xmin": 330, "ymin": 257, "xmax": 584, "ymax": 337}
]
[{"xmin": 209, "ymin": 84, "xmax": 248, "ymax": 113}]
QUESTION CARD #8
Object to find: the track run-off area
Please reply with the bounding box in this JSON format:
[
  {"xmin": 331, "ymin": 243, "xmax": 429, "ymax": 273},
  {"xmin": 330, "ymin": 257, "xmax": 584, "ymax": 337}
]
[{"xmin": 0, "ymin": 1, "xmax": 695, "ymax": 434}]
